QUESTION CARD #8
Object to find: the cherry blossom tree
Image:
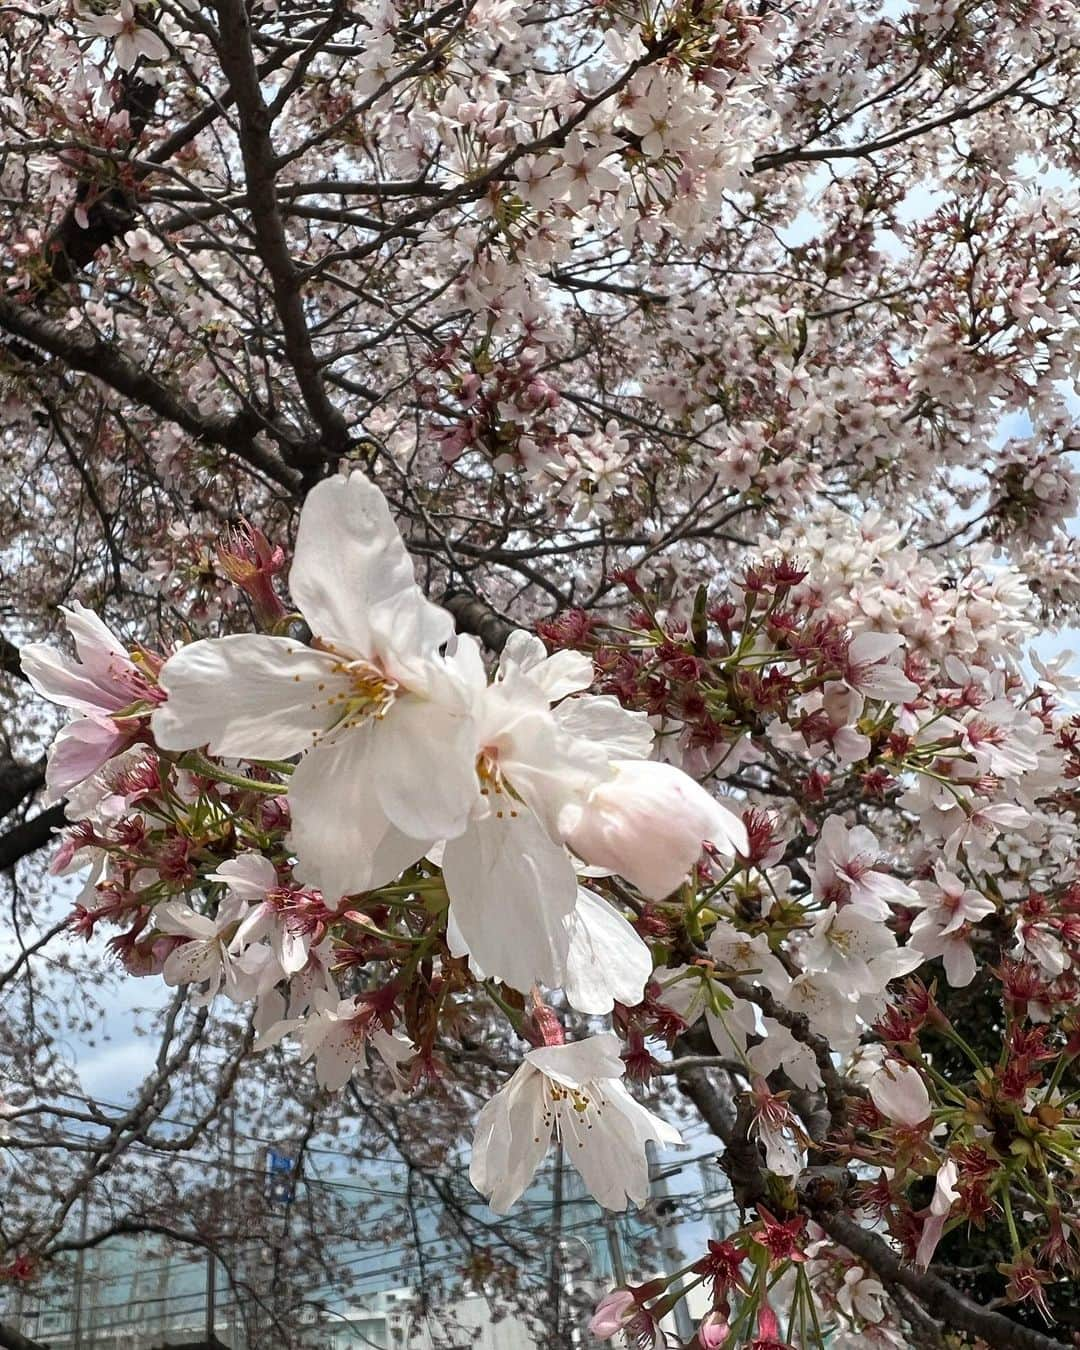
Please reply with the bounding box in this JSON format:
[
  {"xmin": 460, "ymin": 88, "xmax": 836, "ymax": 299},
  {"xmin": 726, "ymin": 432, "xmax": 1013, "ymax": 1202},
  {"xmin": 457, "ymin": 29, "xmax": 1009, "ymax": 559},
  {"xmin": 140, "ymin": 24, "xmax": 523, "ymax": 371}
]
[{"xmin": 3, "ymin": 0, "xmax": 1080, "ymax": 1346}]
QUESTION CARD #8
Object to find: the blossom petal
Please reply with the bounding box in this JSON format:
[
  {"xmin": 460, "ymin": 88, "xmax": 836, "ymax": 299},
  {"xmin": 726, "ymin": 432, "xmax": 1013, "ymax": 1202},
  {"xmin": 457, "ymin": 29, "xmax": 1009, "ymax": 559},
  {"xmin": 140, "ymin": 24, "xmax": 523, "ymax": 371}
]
[
  {"xmin": 289, "ymin": 472, "xmax": 454, "ymax": 666},
  {"xmin": 562, "ymin": 890, "xmax": 651, "ymax": 1014},
  {"xmin": 21, "ymin": 644, "xmax": 123, "ymax": 715},
  {"xmin": 570, "ymin": 1079, "xmax": 682, "ymax": 1209},
  {"xmin": 869, "ymin": 1060, "xmax": 931, "ymax": 1128},
  {"xmin": 155, "ymin": 900, "xmax": 219, "ymax": 939},
  {"xmin": 526, "ymin": 1032, "xmax": 626, "ymax": 1086},
  {"xmin": 500, "ymin": 631, "xmax": 595, "ymax": 701},
  {"xmin": 152, "ymin": 635, "xmax": 344, "ymax": 758},
  {"xmin": 470, "ymin": 1062, "xmax": 550, "ymax": 1213},
  {"xmin": 47, "ymin": 718, "xmax": 130, "ymax": 803},
  {"xmin": 209, "ymin": 853, "xmax": 278, "ymax": 901},
  {"xmin": 490, "ymin": 698, "xmax": 610, "ymax": 839},
  {"xmin": 443, "ymin": 808, "xmax": 576, "ymax": 992},
  {"xmin": 553, "ymin": 695, "xmax": 653, "ymax": 760},
  {"xmin": 289, "ymin": 730, "xmax": 430, "ymax": 899},
  {"xmin": 369, "ymin": 696, "xmax": 479, "ymax": 842},
  {"xmin": 162, "ymin": 940, "xmax": 218, "ymax": 989}
]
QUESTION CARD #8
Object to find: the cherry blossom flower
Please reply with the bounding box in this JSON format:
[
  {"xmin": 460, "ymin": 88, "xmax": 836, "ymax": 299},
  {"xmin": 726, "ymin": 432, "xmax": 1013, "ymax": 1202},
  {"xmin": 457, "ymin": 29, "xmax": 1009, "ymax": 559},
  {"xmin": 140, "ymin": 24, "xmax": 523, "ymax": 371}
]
[
  {"xmin": 152, "ymin": 472, "xmax": 481, "ymax": 899},
  {"xmin": 869, "ymin": 1060, "xmax": 932, "ymax": 1129},
  {"xmin": 749, "ymin": 1080, "xmax": 806, "ymax": 1178},
  {"xmin": 943, "ymin": 800, "xmax": 1031, "ymax": 862},
  {"xmin": 469, "ymin": 1033, "xmax": 681, "ymax": 1212},
  {"xmin": 86, "ymin": 0, "xmax": 168, "ymax": 69},
  {"xmin": 954, "ymin": 701, "xmax": 1041, "ymax": 777},
  {"xmin": 295, "ymin": 995, "xmax": 415, "ymax": 1092},
  {"xmin": 915, "ymin": 1159, "xmax": 960, "ymax": 1268},
  {"xmin": 21, "ymin": 602, "xmax": 160, "ymax": 799},
  {"xmin": 562, "ymin": 761, "xmax": 748, "ymax": 900},
  {"xmin": 153, "ymin": 896, "xmax": 276, "ymax": 1007},
  {"xmin": 441, "ymin": 631, "xmax": 653, "ymax": 991},
  {"xmin": 253, "ymin": 938, "xmax": 338, "ymax": 1047},
  {"xmin": 209, "ymin": 854, "xmax": 320, "ymax": 978},
  {"xmin": 803, "ymin": 904, "xmax": 919, "ymax": 994},
  {"xmin": 909, "ymin": 863, "xmax": 995, "ymax": 986},
  {"xmin": 841, "ymin": 631, "xmax": 919, "ymax": 705},
  {"xmin": 697, "ymin": 1310, "xmax": 730, "ymax": 1348},
  {"xmin": 811, "ymin": 815, "xmax": 918, "ymax": 917},
  {"xmin": 590, "ymin": 1289, "xmax": 666, "ymax": 1347},
  {"xmin": 746, "ymin": 1018, "xmax": 822, "ymax": 1093},
  {"xmin": 836, "ymin": 1266, "xmax": 886, "ymax": 1323},
  {"xmin": 123, "ymin": 228, "xmax": 164, "ymax": 265},
  {"xmin": 589, "ymin": 1290, "xmax": 637, "ymax": 1338},
  {"xmin": 561, "ymin": 888, "xmax": 652, "ymax": 1014},
  {"xmin": 708, "ymin": 920, "xmax": 791, "ymax": 998},
  {"xmin": 783, "ymin": 968, "xmax": 871, "ymax": 1055}
]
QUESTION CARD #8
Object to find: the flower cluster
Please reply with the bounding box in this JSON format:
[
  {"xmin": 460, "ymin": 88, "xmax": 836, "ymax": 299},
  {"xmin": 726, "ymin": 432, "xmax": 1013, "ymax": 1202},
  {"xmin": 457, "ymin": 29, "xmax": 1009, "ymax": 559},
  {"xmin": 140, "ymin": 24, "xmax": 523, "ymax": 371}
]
[
  {"xmin": 26, "ymin": 460, "xmax": 1080, "ymax": 1341},
  {"xmin": 26, "ymin": 470, "xmax": 751, "ymax": 1211}
]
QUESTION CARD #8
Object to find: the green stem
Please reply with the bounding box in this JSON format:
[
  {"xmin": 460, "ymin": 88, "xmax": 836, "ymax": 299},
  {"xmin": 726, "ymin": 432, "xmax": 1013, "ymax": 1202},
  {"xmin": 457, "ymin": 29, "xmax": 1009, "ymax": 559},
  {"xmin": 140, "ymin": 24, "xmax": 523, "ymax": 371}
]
[
  {"xmin": 941, "ymin": 1024, "xmax": 985, "ymax": 1072},
  {"xmin": 181, "ymin": 751, "xmax": 285, "ymax": 795},
  {"xmin": 1001, "ymin": 1185, "xmax": 1022, "ymax": 1257},
  {"xmin": 1041, "ymin": 1052, "xmax": 1073, "ymax": 1104},
  {"xmin": 485, "ymin": 981, "xmax": 525, "ymax": 1034}
]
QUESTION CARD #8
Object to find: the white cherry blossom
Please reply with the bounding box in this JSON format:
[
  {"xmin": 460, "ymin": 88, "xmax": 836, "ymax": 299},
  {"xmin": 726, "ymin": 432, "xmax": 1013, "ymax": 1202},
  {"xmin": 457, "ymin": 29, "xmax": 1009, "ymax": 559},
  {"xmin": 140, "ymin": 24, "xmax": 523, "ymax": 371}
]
[
  {"xmin": 86, "ymin": 0, "xmax": 168, "ymax": 69},
  {"xmin": 837, "ymin": 1267, "xmax": 886, "ymax": 1324},
  {"xmin": 803, "ymin": 904, "xmax": 917, "ymax": 995},
  {"xmin": 441, "ymin": 631, "xmax": 652, "ymax": 991},
  {"xmin": 909, "ymin": 863, "xmax": 995, "ymax": 986},
  {"xmin": 561, "ymin": 888, "xmax": 652, "ymax": 1015},
  {"xmin": 562, "ymin": 761, "xmax": 748, "ymax": 900},
  {"xmin": 915, "ymin": 1160, "xmax": 960, "ymax": 1269},
  {"xmin": 154, "ymin": 895, "xmax": 276, "ymax": 1007},
  {"xmin": 301, "ymin": 997, "xmax": 415, "ymax": 1093},
  {"xmin": 869, "ymin": 1060, "xmax": 931, "ymax": 1129},
  {"xmin": 811, "ymin": 815, "xmax": 918, "ymax": 917},
  {"xmin": 209, "ymin": 854, "xmax": 314, "ymax": 978},
  {"xmin": 470, "ymin": 1033, "xmax": 681, "ymax": 1212},
  {"xmin": 152, "ymin": 472, "xmax": 481, "ymax": 899}
]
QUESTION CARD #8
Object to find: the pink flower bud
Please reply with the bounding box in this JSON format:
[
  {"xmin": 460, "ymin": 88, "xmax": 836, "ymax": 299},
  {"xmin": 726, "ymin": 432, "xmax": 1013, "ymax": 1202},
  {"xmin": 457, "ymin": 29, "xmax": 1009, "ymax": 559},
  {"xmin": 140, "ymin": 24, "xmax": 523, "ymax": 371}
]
[
  {"xmin": 589, "ymin": 1289, "xmax": 637, "ymax": 1338},
  {"xmin": 217, "ymin": 522, "xmax": 287, "ymax": 628}
]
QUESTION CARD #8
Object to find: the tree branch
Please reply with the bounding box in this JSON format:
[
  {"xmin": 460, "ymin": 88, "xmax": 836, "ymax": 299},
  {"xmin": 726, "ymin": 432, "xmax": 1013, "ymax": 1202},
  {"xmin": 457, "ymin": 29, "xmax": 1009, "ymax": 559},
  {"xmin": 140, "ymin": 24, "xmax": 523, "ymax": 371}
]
[
  {"xmin": 0, "ymin": 756, "xmax": 45, "ymax": 822},
  {"xmin": 443, "ymin": 592, "xmax": 515, "ymax": 653},
  {"xmin": 0, "ymin": 1323, "xmax": 47, "ymax": 1350},
  {"xmin": 677, "ymin": 1059, "xmax": 1071, "ymax": 1350},
  {"xmin": 1, "ymin": 634, "xmax": 29, "ymax": 683},
  {"xmin": 819, "ymin": 1212, "xmax": 1071, "ymax": 1350},
  {"xmin": 0, "ymin": 804, "xmax": 65, "ymax": 871},
  {"xmin": 213, "ymin": 0, "xmax": 351, "ymax": 465},
  {"xmin": 0, "ymin": 295, "xmax": 302, "ymax": 493}
]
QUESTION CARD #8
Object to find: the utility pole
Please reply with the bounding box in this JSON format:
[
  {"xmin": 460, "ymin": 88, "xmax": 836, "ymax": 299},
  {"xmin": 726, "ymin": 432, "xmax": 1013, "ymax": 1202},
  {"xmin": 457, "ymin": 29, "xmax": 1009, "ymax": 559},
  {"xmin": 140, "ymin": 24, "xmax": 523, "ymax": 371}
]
[
  {"xmin": 71, "ymin": 1188, "xmax": 90, "ymax": 1350},
  {"xmin": 547, "ymin": 1144, "xmax": 565, "ymax": 1348},
  {"xmin": 649, "ymin": 1149, "xmax": 695, "ymax": 1344},
  {"xmin": 205, "ymin": 1249, "xmax": 217, "ymax": 1344},
  {"xmin": 601, "ymin": 1211, "xmax": 626, "ymax": 1287}
]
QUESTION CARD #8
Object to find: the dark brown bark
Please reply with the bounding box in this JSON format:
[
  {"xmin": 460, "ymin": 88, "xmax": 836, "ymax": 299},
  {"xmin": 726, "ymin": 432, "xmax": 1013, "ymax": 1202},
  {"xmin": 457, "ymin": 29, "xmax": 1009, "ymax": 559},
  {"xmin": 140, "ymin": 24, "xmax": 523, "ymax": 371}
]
[
  {"xmin": 0, "ymin": 804, "xmax": 66, "ymax": 872},
  {"xmin": 676, "ymin": 1062, "xmax": 1071, "ymax": 1350}
]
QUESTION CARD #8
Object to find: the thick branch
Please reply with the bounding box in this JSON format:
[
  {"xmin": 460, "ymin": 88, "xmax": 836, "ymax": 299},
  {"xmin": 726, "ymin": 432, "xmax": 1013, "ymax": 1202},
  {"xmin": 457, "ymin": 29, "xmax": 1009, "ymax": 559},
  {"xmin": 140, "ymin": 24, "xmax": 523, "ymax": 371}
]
[
  {"xmin": 45, "ymin": 76, "xmax": 158, "ymax": 286},
  {"xmin": 0, "ymin": 1323, "xmax": 47, "ymax": 1350},
  {"xmin": 0, "ymin": 296, "xmax": 302, "ymax": 493},
  {"xmin": 0, "ymin": 757, "xmax": 45, "ymax": 822},
  {"xmin": 0, "ymin": 804, "xmax": 65, "ymax": 871},
  {"xmin": 819, "ymin": 1212, "xmax": 1070, "ymax": 1350},
  {"xmin": 213, "ymin": 0, "xmax": 350, "ymax": 463},
  {"xmin": 443, "ymin": 592, "xmax": 515, "ymax": 653},
  {"xmin": 1, "ymin": 634, "xmax": 28, "ymax": 683}
]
